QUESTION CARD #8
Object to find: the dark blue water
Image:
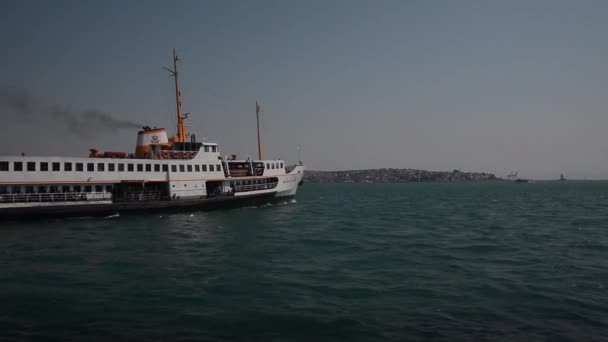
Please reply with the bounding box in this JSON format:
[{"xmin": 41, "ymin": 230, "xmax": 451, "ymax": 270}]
[{"xmin": 1, "ymin": 182, "xmax": 608, "ymax": 341}]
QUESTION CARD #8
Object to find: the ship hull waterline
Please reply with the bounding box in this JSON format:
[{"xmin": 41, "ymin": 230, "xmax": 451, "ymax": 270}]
[{"xmin": 0, "ymin": 193, "xmax": 295, "ymax": 220}]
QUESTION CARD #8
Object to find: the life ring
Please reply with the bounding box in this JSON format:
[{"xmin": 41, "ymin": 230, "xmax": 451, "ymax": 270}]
[
  {"xmin": 162, "ymin": 151, "xmax": 169, "ymax": 159},
  {"xmin": 189, "ymin": 152, "xmax": 196, "ymax": 159},
  {"xmin": 144, "ymin": 152, "xmax": 150, "ymax": 159},
  {"xmin": 172, "ymin": 151, "xmax": 180, "ymax": 159}
]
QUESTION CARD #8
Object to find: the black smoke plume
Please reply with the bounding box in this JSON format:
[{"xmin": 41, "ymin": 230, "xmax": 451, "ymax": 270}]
[{"xmin": 0, "ymin": 86, "xmax": 142, "ymax": 135}]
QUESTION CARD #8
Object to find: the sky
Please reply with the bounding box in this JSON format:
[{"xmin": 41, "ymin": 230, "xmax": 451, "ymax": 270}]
[{"xmin": 1, "ymin": 0, "xmax": 608, "ymax": 179}]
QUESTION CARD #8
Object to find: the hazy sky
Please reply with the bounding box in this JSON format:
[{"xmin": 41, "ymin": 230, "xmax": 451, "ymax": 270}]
[{"xmin": 1, "ymin": 0, "xmax": 608, "ymax": 179}]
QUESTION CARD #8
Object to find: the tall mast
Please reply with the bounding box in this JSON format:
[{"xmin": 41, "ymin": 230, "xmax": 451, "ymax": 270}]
[
  {"xmin": 256, "ymin": 101, "xmax": 263, "ymax": 160},
  {"xmin": 165, "ymin": 48, "xmax": 186, "ymax": 142}
]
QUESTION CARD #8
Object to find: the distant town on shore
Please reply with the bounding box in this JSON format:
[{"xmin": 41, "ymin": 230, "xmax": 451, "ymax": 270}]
[{"xmin": 304, "ymin": 168, "xmax": 499, "ymax": 183}]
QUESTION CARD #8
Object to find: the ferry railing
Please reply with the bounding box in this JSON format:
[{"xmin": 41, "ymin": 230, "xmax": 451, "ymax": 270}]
[
  {"xmin": 115, "ymin": 192, "xmax": 161, "ymax": 202},
  {"xmin": 285, "ymin": 162, "xmax": 303, "ymax": 173},
  {"xmin": 233, "ymin": 182, "xmax": 278, "ymax": 193},
  {"xmin": 0, "ymin": 192, "xmax": 111, "ymax": 204}
]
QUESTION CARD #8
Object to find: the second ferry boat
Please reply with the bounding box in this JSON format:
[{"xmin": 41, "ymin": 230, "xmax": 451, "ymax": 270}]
[{"xmin": 0, "ymin": 49, "xmax": 305, "ymax": 219}]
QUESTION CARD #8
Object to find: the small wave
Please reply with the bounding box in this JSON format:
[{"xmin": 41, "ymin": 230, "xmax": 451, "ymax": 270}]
[
  {"xmin": 67, "ymin": 216, "xmax": 96, "ymax": 220},
  {"xmin": 104, "ymin": 213, "xmax": 120, "ymax": 219}
]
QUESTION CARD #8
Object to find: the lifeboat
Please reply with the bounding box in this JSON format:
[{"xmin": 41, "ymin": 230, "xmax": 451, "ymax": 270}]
[
  {"xmin": 104, "ymin": 151, "xmax": 127, "ymax": 159},
  {"xmin": 229, "ymin": 169, "xmax": 249, "ymax": 177}
]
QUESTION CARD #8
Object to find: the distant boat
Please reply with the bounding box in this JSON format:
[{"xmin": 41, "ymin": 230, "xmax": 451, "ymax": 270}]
[
  {"xmin": 507, "ymin": 171, "xmax": 518, "ymax": 180},
  {"xmin": 559, "ymin": 173, "xmax": 566, "ymax": 181},
  {"xmin": 507, "ymin": 170, "xmax": 529, "ymax": 183}
]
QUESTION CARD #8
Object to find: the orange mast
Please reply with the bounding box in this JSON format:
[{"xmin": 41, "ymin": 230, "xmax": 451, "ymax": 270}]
[
  {"xmin": 165, "ymin": 48, "xmax": 187, "ymax": 142},
  {"xmin": 256, "ymin": 101, "xmax": 263, "ymax": 160}
]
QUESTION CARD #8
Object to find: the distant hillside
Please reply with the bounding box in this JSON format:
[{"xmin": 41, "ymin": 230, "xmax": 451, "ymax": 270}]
[{"xmin": 304, "ymin": 168, "xmax": 499, "ymax": 183}]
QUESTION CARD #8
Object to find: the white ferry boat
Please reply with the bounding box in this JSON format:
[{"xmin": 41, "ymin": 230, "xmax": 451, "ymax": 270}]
[{"xmin": 0, "ymin": 50, "xmax": 305, "ymax": 219}]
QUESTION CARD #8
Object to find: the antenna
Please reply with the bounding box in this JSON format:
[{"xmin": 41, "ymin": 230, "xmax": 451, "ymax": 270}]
[
  {"xmin": 164, "ymin": 48, "xmax": 186, "ymax": 142},
  {"xmin": 298, "ymin": 144, "xmax": 302, "ymax": 164},
  {"xmin": 256, "ymin": 101, "xmax": 263, "ymax": 160}
]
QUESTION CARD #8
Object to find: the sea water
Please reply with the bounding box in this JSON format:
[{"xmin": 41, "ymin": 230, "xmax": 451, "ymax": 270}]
[{"xmin": 1, "ymin": 182, "xmax": 607, "ymax": 340}]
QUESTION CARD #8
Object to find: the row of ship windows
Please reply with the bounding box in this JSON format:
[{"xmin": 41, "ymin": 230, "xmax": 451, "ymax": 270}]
[
  {"xmin": 267, "ymin": 163, "xmax": 284, "ymax": 170},
  {"xmin": 0, "ymin": 161, "xmax": 222, "ymax": 173},
  {"xmin": 230, "ymin": 162, "xmax": 284, "ymax": 169},
  {"xmin": 230, "ymin": 177, "xmax": 278, "ymax": 186},
  {"xmin": 0, "ymin": 184, "xmax": 112, "ymax": 194}
]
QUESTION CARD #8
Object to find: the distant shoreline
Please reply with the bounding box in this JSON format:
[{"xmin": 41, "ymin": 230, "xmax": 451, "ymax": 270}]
[{"xmin": 304, "ymin": 168, "xmax": 499, "ymax": 183}]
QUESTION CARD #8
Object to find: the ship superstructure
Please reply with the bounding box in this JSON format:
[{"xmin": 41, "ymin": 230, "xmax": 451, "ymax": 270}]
[{"xmin": 0, "ymin": 50, "xmax": 304, "ymax": 219}]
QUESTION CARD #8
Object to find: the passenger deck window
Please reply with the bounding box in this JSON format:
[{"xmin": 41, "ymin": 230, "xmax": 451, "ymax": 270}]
[
  {"xmin": 162, "ymin": 164, "xmax": 168, "ymax": 172},
  {"xmin": 212, "ymin": 146, "xmax": 217, "ymax": 152},
  {"xmin": 98, "ymin": 163, "xmax": 105, "ymax": 172},
  {"xmin": 14, "ymin": 162, "xmax": 23, "ymax": 171},
  {"xmin": 171, "ymin": 165, "xmax": 177, "ymax": 173},
  {"xmin": 187, "ymin": 165, "xmax": 192, "ymax": 172},
  {"xmin": 87, "ymin": 163, "xmax": 94, "ymax": 172},
  {"xmin": 109, "ymin": 163, "xmax": 115, "ymax": 172},
  {"xmin": 179, "ymin": 165, "xmax": 185, "ymax": 172},
  {"xmin": 74, "ymin": 185, "xmax": 81, "ymax": 192},
  {"xmin": 154, "ymin": 164, "xmax": 160, "ymax": 172},
  {"xmin": 64, "ymin": 162, "xmax": 72, "ymax": 171},
  {"xmin": 40, "ymin": 162, "xmax": 48, "ymax": 171},
  {"xmin": 0, "ymin": 161, "xmax": 8, "ymax": 171},
  {"xmin": 118, "ymin": 163, "xmax": 125, "ymax": 172},
  {"xmin": 216, "ymin": 164, "xmax": 221, "ymax": 171},
  {"xmin": 27, "ymin": 162, "xmax": 36, "ymax": 171},
  {"xmin": 137, "ymin": 164, "xmax": 143, "ymax": 172},
  {"xmin": 209, "ymin": 165, "xmax": 214, "ymax": 172},
  {"xmin": 85, "ymin": 185, "xmax": 92, "ymax": 192},
  {"xmin": 52, "ymin": 162, "xmax": 60, "ymax": 171},
  {"xmin": 202, "ymin": 164, "xmax": 207, "ymax": 172},
  {"xmin": 204, "ymin": 146, "xmax": 210, "ymax": 152},
  {"xmin": 145, "ymin": 164, "xmax": 151, "ymax": 172},
  {"xmin": 62, "ymin": 186, "xmax": 70, "ymax": 192},
  {"xmin": 195, "ymin": 165, "xmax": 200, "ymax": 172},
  {"xmin": 128, "ymin": 164, "xmax": 134, "ymax": 172},
  {"xmin": 76, "ymin": 163, "xmax": 83, "ymax": 172}
]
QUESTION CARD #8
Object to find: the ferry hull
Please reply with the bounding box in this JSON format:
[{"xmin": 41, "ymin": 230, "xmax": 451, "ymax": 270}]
[{"xmin": 0, "ymin": 193, "xmax": 295, "ymax": 220}]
